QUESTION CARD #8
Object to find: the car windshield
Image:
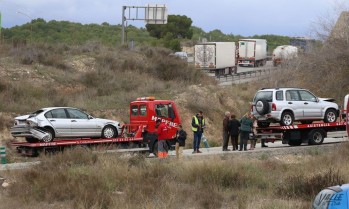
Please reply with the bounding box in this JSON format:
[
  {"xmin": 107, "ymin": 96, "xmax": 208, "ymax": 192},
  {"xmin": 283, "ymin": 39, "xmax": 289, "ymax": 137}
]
[{"xmin": 254, "ymin": 91, "xmax": 273, "ymax": 102}]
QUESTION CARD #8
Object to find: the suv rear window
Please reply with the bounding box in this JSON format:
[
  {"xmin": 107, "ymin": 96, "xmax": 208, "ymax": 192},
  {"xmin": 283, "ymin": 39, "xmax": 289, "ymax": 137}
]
[{"xmin": 254, "ymin": 91, "xmax": 273, "ymax": 102}]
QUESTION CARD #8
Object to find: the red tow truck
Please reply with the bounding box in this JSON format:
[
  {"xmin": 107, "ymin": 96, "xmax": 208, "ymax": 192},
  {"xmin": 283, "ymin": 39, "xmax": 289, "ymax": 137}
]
[
  {"xmin": 257, "ymin": 95, "xmax": 349, "ymax": 146},
  {"xmin": 12, "ymin": 97, "xmax": 181, "ymax": 157}
]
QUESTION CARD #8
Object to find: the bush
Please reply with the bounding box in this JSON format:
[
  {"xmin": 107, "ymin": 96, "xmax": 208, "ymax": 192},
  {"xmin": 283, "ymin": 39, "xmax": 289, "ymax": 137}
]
[{"xmin": 276, "ymin": 168, "xmax": 345, "ymax": 200}]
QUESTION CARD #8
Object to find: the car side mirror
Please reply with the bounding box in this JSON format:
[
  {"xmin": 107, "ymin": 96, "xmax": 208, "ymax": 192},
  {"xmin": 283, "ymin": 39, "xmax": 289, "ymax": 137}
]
[{"xmin": 88, "ymin": 115, "xmax": 94, "ymax": 120}]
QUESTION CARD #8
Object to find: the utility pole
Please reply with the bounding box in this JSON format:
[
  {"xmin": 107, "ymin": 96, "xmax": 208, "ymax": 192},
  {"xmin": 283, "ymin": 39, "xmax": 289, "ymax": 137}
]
[
  {"xmin": 121, "ymin": 6, "xmax": 126, "ymax": 45},
  {"xmin": 16, "ymin": 11, "xmax": 32, "ymax": 42}
]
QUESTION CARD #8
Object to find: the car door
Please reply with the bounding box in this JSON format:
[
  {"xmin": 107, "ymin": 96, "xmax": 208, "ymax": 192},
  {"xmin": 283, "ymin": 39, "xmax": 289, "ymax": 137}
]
[
  {"xmin": 285, "ymin": 90, "xmax": 304, "ymax": 119},
  {"xmin": 66, "ymin": 108, "xmax": 100, "ymax": 137},
  {"xmin": 298, "ymin": 90, "xmax": 322, "ymax": 118},
  {"xmin": 45, "ymin": 108, "xmax": 71, "ymax": 137}
]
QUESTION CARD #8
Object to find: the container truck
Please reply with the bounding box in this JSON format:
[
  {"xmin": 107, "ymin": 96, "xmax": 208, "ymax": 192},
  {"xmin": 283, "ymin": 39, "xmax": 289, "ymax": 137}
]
[
  {"xmin": 194, "ymin": 42, "xmax": 237, "ymax": 75},
  {"xmin": 238, "ymin": 39, "xmax": 267, "ymax": 67},
  {"xmin": 272, "ymin": 45, "xmax": 298, "ymax": 66}
]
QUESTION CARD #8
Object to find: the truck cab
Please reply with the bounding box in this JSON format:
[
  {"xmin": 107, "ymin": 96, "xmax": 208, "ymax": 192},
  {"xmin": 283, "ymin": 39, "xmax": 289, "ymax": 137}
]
[{"xmin": 129, "ymin": 97, "xmax": 181, "ymax": 152}]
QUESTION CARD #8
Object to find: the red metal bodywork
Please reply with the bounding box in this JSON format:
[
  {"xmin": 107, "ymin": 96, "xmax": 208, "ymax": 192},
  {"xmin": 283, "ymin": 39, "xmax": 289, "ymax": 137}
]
[
  {"xmin": 256, "ymin": 122, "xmax": 346, "ymax": 144},
  {"xmin": 11, "ymin": 97, "xmax": 182, "ymax": 156},
  {"xmin": 129, "ymin": 99, "xmax": 181, "ymax": 140}
]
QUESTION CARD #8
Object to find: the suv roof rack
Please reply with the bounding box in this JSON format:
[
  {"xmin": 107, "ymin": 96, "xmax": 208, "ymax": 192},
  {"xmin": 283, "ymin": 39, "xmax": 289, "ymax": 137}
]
[{"xmin": 260, "ymin": 87, "xmax": 305, "ymax": 90}]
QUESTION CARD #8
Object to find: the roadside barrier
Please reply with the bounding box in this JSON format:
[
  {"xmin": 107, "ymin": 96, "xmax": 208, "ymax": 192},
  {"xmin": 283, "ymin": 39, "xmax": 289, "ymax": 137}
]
[{"xmin": 0, "ymin": 147, "xmax": 6, "ymax": 164}]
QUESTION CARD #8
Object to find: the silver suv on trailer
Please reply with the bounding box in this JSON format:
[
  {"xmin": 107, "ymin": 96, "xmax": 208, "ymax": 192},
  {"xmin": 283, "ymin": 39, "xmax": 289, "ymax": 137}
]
[{"xmin": 251, "ymin": 88, "xmax": 339, "ymax": 127}]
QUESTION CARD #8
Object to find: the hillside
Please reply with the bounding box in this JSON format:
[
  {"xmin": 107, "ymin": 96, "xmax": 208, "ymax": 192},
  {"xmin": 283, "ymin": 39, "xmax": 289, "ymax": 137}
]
[
  {"xmin": 1, "ymin": 17, "xmax": 349, "ymax": 147},
  {"xmin": 0, "ymin": 42, "xmax": 258, "ymax": 146}
]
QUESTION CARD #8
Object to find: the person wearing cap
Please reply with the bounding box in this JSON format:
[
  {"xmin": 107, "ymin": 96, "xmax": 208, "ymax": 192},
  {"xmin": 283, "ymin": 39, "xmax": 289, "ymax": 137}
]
[
  {"xmin": 191, "ymin": 110, "xmax": 205, "ymax": 154},
  {"xmin": 156, "ymin": 119, "xmax": 169, "ymax": 158}
]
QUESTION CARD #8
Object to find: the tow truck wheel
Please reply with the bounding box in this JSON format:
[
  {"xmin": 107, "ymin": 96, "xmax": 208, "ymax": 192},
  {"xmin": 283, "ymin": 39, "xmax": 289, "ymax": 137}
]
[
  {"xmin": 25, "ymin": 137, "xmax": 39, "ymax": 143},
  {"xmin": 281, "ymin": 111, "xmax": 294, "ymax": 126},
  {"xmin": 308, "ymin": 129, "xmax": 325, "ymax": 145},
  {"xmin": 42, "ymin": 128, "xmax": 55, "ymax": 143},
  {"xmin": 324, "ymin": 109, "xmax": 337, "ymax": 123},
  {"xmin": 102, "ymin": 125, "xmax": 117, "ymax": 139},
  {"xmin": 288, "ymin": 139, "xmax": 302, "ymax": 146},
  {"xmin": 257, "ymin": 121, "xmax": 270, "ymax": 128}
]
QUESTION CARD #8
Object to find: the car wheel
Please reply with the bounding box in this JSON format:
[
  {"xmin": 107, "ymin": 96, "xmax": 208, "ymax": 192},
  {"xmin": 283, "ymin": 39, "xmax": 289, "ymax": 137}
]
[
  {"xmin": 280, "ymin": 111, "xmax": 294, "ymax": 126},
  {"xmin": 42, "ymin": 128, "xmax": 55, "ymax": 143},
  {"xmin": 102, "ymin": 125, "xmax": 117, "ymax": 138},
  {"xmin": 308, "ymin": 129, "xmax": 325, "ymax": 145},
  {"xmin": 255, "ymin": 100, "xmax": 270, "ymax": 115},
  {"xmin": 324, "ymin": 109, "xmax": 337, "ymax": 123},
  {"xmin": 25, "ymin": 137, "xmax": 39, "ymax": 143},
  {"xmin": 257, "ymin": 121, "xmax": 270, "ymax": 128}
]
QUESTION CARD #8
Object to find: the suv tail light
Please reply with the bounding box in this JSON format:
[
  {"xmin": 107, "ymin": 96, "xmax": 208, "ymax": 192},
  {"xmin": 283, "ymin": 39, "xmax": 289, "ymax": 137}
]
[{"xmin": 272, "ymin": 103, "xmax": 276, "ymax": 111}]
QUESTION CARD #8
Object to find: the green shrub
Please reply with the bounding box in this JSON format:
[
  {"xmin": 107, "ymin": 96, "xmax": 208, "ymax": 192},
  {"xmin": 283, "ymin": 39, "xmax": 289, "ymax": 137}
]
[{"xmin": 276, "ymin": 168, "xmax": 345, "ymax": 200}]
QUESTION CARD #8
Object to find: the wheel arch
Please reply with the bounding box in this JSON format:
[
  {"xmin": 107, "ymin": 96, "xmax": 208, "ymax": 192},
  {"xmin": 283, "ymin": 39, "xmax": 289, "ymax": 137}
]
[
  {"xmin": 280, "ymin": 108, "xmax": 295, "ymax": 119},
  {"xmin": 42, "ymin": 126, "xmax": 55, "ymax": 136},
  {"xmin": 323, "ymin": 107, "xmax": 338, "ymax": 117}
]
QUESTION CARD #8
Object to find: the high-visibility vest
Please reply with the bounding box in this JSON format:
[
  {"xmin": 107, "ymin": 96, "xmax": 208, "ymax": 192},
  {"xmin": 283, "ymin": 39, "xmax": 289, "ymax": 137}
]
[{"xmin": 192, "ymin": 116, "xmax": 205, "ymax": 132}]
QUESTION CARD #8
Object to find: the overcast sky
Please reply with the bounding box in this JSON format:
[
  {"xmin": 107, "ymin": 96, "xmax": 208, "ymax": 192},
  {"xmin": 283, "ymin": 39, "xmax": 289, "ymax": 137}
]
[{"xmin": 1, "ymin": 0, "xmax": 347, "ymax": 37}]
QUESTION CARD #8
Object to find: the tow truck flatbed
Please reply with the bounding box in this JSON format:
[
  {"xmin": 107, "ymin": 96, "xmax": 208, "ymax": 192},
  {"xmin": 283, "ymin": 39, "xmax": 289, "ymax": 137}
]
[{"xmin": 256, "ymin": 121, "xmax": 346, "ymax": 146}]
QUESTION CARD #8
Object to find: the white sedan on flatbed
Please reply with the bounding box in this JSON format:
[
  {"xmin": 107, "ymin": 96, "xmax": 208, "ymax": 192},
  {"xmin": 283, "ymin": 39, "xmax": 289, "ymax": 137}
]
[{"xmin": 10, "ymin": 107, "xmax": 122, "ymax": 143}]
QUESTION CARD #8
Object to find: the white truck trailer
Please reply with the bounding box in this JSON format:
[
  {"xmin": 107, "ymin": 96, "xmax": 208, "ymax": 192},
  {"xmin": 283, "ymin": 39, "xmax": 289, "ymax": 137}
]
[
  {"xmin": 194, "ymin": 42, "xmax": 237, "ymax": 75},
  {"xmin": 272, "ymin": 45, "xmax": 298, "ymax": 66},
  {"xmin": 238, "ymin": 39, "xmax": 267, "ymax": 67}
]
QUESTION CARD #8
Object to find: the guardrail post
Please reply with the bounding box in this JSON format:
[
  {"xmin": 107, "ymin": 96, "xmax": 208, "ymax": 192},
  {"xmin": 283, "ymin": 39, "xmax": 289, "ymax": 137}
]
[{"xmin": 0, "ymin": 147, "xmax": 6, "ymax": 164}]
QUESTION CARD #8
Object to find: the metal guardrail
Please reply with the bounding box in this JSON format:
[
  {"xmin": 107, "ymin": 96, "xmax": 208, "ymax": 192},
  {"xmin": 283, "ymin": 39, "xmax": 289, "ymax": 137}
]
[{"xmin": 214, "ymin": 67, "xmax": 277, "ymax": 82}]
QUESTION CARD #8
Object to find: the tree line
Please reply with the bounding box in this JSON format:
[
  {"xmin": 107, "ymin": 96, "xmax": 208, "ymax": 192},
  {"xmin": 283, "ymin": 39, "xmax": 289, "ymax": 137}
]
[{"xmin": 2, "ymin": 15, "xmax": 291, "ymax": 52}]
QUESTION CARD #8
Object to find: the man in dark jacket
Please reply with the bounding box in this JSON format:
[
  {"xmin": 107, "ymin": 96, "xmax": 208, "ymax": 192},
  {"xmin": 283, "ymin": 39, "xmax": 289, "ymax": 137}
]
[
  {"xmin": 175, "ymin": 124, "xmax": 187, "ymax": 159},
  {"xmin": 222, "ymin": 111, "xmax": 231, "ymax": 151},
  {"xmin": 228, "ymin": 114, "xmax": 241, "ymax": 151}
]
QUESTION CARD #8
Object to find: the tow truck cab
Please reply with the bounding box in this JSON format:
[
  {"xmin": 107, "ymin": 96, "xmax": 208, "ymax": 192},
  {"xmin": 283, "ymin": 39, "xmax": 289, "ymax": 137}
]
[{"xmin": 129, "ymin": 97, "xmax": 182, "ymax": 150}]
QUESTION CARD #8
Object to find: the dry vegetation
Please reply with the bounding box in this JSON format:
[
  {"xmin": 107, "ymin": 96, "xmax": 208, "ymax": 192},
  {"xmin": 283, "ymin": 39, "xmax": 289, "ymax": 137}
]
[
  {"xmin": 0, "ymin": 41, "xmax": 262, "ymax": 146},
  {"xmin": 1, "ymin": 143, "xmax": 349, "ymax": 209},
  {"xmin": 1, "ymin": 10, "xmax": 349, "ymax": 208}
]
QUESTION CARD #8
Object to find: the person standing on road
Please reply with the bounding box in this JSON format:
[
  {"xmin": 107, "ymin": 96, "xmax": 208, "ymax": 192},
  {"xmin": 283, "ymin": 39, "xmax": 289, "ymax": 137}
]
[
  {"xmin": 249, "ymin": 116, "xmax": 257, "ymax": 150},
  {"xmin": 228, "ymin": 114, "xmax": 241, "ymax": 151},
  {"xmin": 175, "ymin": 124, "xmax": 187, "ymax": 159},
  {"xmin": 192, "ymin": 111, "xmax": 205, "ymax": 154},
  {"xmin": 222, "ymin": 111, "xmax": 231, "ymax": 151},
  {"xmin": 156, "ymin": 119, "xmax": 169, "ymax": 158},
  {"xmin": 239, "ymin": 112, "xmax": 253, "ymax": 151}
]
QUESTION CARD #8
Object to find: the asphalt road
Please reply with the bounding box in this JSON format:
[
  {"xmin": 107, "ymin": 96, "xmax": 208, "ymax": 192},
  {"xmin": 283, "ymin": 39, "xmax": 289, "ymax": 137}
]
[{"xmin": 165, "ymin": 131, "xmax": 348, "ymax": 158}]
